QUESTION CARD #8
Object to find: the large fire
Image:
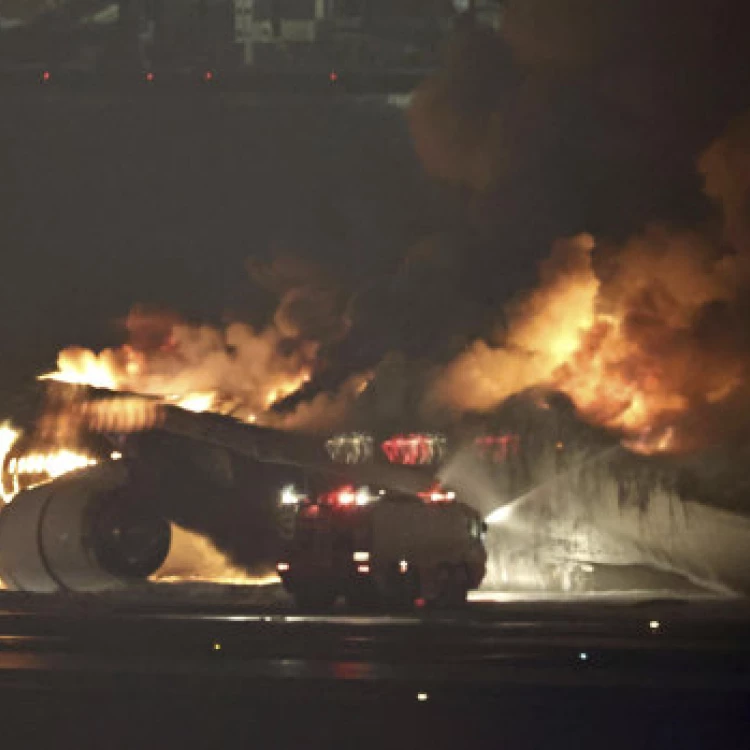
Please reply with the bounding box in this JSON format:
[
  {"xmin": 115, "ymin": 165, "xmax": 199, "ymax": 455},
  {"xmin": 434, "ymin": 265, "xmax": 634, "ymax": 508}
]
[
  {"xmin": 152, "ymin": 524, "xmax": 280, "ymax": 586},
  {"xmin": 0, "ymin": 422, "xmax": 22, "ymax": 503},
  {"xmin": 41, "ymin": 323, "xmax": 314, "ymax": 426},
  {"xmin": 0, "ymin": 420, "xmax": 104, "ymax": 504},
  {"xmin": 34, "ymin": 294, "xmax": 372, "ymax": 436},
  {"xmin": 430, "ymin": 227, "xmax": 747, "ymax": 454}
]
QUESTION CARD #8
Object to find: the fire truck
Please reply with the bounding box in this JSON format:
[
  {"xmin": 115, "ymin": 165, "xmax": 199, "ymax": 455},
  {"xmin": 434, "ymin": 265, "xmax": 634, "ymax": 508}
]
[{"xmin": 276, "ymin": 483, "xmax": 487, "ymax": 610}]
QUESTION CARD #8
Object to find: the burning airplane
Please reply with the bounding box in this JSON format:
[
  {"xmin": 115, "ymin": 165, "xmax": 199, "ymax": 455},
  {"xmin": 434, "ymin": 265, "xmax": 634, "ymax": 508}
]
[{"xmin": 2, "ymin": 107, "xmax": 750, "ymax": 596}]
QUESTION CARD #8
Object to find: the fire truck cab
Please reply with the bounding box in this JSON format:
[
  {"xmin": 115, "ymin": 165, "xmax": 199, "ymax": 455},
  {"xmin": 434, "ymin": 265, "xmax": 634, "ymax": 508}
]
[{"xmin": 276, "ymin": 485, "xmax": 487, "ymax": 610}]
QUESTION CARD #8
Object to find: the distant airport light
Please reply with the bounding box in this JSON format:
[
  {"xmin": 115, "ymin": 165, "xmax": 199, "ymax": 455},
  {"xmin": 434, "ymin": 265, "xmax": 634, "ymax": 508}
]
[
  {"xmin": 353, "ymin": 551, "xmax": 370, "ymax": 562},
  {"xmin": 356, "ymin": 563, "xmax": 370, "ymax": 574},
  {"xmin": 649, "ymin": 619, "xmax": 661, "ymax": 632},
  {"xmin": 329, "ymin": 70, "xmax": 338, "ymax": 83},
  {"xmin": 277, "ymin": 562, "xmax": 290, "ymax": 572},
  {"xmin": 41, "ymin": 70, "xmax": 50, "ymax": 83},
  {"xmin": 579, "ymin": 652, "xmax": 589, "ymax": 661},
  {"xmin": 145, "ymin": 72, "xmax": 155, "ymax": 83},
  {"xmin": 204, "ymin": 70, "xmax": 214, "ymax": 82},
  {"xmin": 416, "ymin": 692, "xmax": 429, "ymax": 702}
]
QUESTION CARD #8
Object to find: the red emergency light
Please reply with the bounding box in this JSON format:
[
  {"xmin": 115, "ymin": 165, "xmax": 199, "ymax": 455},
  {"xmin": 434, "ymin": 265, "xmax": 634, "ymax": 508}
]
[{"xmin": 320, "ymin": 485, "xmax": 374, "ymax": 508}]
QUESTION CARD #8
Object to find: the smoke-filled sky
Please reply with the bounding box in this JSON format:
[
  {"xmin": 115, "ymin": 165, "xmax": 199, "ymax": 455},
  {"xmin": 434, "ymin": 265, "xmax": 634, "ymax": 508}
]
[{"xmin": 2, "ymin": 0, "xmax": 750, "ymax": 434}]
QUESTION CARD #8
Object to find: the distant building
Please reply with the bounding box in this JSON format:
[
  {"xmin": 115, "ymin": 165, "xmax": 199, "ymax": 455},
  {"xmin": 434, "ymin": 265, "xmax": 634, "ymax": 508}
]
[
  {"xmin": 233, "ymin": 0, "xmax": 486, "ymax": 67},
  {"xmin": 235, "ymin": 0, "xmax": 328, "ymax": 49}
]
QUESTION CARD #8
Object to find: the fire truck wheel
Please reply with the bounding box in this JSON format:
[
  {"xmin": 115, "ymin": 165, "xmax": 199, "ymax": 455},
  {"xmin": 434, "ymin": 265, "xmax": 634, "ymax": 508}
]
[
  {"xmin": 294, "ymin": 586, "xmax": 337, "ymax": 611},
  {"xmin": 383, "ymin": 564, "xmax": 419, "ymax": 610},
  {"xmin": 346, "ymin": 581, "xmax": 379, "ymax": 611},
  {"xmin": 433, "ymin": 564, "xmax": 469, "ymax": 609}
]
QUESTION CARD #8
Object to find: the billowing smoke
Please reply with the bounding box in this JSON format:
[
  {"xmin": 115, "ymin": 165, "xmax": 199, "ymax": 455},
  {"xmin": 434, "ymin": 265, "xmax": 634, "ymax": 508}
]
[
  {"xmin": 267, "ymin": 373, "xmax": 372, "ymax": 433},
  {"xmin": 427, "ymin": 112, "xmax": 750, "ymax": 453},
  {"xmin": 408, "ymin": 26, "xmax": 524, "ymax": 193},
  {"xmin": 698, "ymin": 110, "xmax": 750, "ymax": 255},
  {"xmin": 47, "ymin": 260, "xmax": 364, "ymax": 432}
]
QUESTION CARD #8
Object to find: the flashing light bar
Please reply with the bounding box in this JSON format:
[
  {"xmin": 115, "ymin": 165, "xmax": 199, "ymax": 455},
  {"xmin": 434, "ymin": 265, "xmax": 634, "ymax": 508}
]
[
  {"xmin": 338, "ymin": 489, "xmax": 355, "ymax": 506},
  {"xmin": 320, "ymin": 485, "xmax": 378, "ymax": 508},
  {"xmin": 417, "ymin": 485, "xmax": 456, "ymax": 503}
]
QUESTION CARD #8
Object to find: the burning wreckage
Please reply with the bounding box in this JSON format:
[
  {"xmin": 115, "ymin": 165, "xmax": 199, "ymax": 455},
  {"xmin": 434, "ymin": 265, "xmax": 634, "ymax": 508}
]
[
  {"xmin": 5, "ymin": 155, "xmax": 750, "ymax": 597},
  {"xmin": 1, "ymin": 379, "xmax": 750, "ymax": 598}
]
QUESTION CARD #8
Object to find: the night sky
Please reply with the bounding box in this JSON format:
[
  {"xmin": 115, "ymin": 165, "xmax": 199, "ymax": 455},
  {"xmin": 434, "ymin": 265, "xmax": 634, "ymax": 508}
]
[
  {"xmin": 0, "ymin": 93, "xmax": 437, "ymax": 405},
  {"xmin": 1, "ymin": 0, "xmax": 750, "ymax": 414}
]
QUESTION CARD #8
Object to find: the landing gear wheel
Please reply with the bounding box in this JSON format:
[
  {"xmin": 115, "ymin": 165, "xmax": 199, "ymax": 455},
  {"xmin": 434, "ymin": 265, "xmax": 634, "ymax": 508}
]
[{"xmin": 346, "ymin": 580, "xmax": 379, "ymax": 611}]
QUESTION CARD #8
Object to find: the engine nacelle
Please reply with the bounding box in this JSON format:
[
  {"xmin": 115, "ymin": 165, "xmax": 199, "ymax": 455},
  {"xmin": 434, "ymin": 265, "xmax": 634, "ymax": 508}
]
[{"xmin": 0, "ymin": 462, "xmax": 170, "ymax": 593}]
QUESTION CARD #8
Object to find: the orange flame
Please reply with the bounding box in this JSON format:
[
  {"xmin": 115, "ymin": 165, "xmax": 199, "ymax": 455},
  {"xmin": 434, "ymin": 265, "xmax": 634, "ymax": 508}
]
[
  {"xmin": 2, "ymin": 443, "xmax": 100, "ymax": 504},
  {"xmin": 0, "ymin": 422, "xmax": 21, "ymax": 503},
  {"xmin": 81, "ymin": 397, "xmax": 165, "ymax": 433},
  {"xmin": 433, "ymin": 230, "xmax": 742, "ymax": 453},
  {"xmin": 152, "ymin": 524, "xmax": 280, "ymax": 586},
  {"xmin": 41, "ymin": 320, "xmax": 317, "ymax": 426}
]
